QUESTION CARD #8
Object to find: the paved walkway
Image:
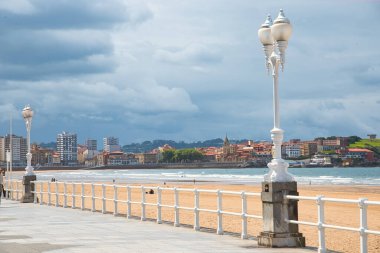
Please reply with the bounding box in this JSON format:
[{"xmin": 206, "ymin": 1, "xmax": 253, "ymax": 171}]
[{"xmin": 0, "ymin": 199, "xmax": 315, "ymax": 253}]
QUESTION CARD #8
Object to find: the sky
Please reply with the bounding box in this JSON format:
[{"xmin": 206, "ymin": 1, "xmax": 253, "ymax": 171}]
[{"xmin": 0, "ymin": 0, "xmax": 379, "ymax": 146}]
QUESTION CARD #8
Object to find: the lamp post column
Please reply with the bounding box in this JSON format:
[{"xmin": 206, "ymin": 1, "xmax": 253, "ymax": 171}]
[
  {"xmin": 257, "ymin": 10, "xmax": 305, "ymax": 248},
  {"xmin": 21, "ymin": 105, "xmax": 37, "ymax": 203}
]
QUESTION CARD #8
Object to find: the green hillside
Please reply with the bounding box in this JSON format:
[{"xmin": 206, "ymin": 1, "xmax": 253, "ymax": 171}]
[
  {"xmin": 349, "ymin": 139, "xmax": 380, "ymax": 155},
  {"xmin": 349, "ymin": 139, "xmax": 380, "ymax": 148}
]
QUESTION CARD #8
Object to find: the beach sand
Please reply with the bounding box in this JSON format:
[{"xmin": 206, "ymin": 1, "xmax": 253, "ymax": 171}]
[{"xmin": 26, "ymin": 180, "xmax": 380, "ymax": 253}]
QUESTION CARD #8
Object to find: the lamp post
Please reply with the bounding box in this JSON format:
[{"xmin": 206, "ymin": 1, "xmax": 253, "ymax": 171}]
[
  {"xmin": 22, "ymin": 105, "xmax": 34, "ymax": 176},
  {"xmin": 257, "ymin": 10, "xmax": 305, "ymax": 247},
  {"xmin": 21, "ymin": 105, "xmax": 36, "ymax": 203},
  {"xmin": 258, "ymin": 9, "xmax": 293, "ymax": 182}
]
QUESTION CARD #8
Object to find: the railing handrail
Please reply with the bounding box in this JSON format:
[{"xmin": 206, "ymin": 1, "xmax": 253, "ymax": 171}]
[
  {"xmin": 285, "ymin": 194, "xmax": 380, "ymax": 253},
  {"xmin": 4, "ymin": 179, "xmax": 380, "ymax": 253}
]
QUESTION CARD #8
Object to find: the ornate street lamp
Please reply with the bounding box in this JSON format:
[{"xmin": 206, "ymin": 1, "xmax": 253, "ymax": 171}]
[
  {"xmin": 258, "ymin": 9, "xmax": 293, "ymax": 182},
  {"xmin": 22, "ymin": 105, "xmax": 34, "ymax": 176},
  {"xmin": 257, "ymin": 10, "xmax": 305, "ymax": 248}
]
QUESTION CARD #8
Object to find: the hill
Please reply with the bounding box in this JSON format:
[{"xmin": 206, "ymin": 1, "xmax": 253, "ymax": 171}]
[
  {"xmin": 349, "ymin": 139, "xmax": 380, "ymax": 156},
  {"xmin": 122, "ymin": 138, "xmax": 249, "ymax": 153}
]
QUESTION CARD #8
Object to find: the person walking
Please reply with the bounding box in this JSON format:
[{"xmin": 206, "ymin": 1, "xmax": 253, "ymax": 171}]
[{"xmin": 0, "ymin": 169, "xmax": 4, "ymax": 201}]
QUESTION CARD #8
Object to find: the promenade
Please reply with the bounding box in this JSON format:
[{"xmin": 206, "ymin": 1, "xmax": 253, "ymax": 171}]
[{"xmin": 0, "ymin": 199, "xmax": 315, "ymax": 253}]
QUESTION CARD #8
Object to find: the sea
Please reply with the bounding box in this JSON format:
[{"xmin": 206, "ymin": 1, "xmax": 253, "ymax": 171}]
[{"xmin": 28, "ymin": 167, "xmax": 380, "ymax": 185}]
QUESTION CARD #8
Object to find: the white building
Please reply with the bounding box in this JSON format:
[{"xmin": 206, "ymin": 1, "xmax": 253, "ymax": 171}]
[
  {"xmin": 0, "ymin": 134, "xmax": 27, "ymax": 166},
  {"xmin": 57, "ymin": 132, "xmax": 78, "ymax": 165},
  {"xmin": 284, "ymin": 144, "xmax": 301, "ymax": 158},
  {"xmin": 103, "ymin": 137, "xmax": 121, "ymax": 152}
]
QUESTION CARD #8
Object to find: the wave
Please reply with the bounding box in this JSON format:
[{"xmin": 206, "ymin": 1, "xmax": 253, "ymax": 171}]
[{"xmin": 29, "ymin": 167, "xmax": 380, "ymax": 185}]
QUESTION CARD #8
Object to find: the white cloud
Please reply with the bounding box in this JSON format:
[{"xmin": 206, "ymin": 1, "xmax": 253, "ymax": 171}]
[
  {"xmin": 0, "ymin": 0, "xmax": 36, "ymax": 14},
  {"xmin": 154, "ymin": 43, "xmax": 223, "ymax": 65}
]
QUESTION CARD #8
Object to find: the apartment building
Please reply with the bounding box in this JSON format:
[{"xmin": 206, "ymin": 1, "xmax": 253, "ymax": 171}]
[
  {"xmin": 86, "ymin": 139, "xmax": 98, "ymax": 151},
  {"xmin": 103, "ymin": 137, "xmax": 121, "ymax": 152},
  {"xmin": 57, "ymin": 132, "xmax": 78, "ymax": 165},
  {"xmin": 0, "ymin": 134, "xmax": 27, "ymax": 166}
]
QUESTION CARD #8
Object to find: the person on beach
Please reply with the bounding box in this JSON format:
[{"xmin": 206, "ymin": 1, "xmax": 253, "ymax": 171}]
[{"xmin": 0, "ymin": 169, "xmax": 5, "ymax": 198}]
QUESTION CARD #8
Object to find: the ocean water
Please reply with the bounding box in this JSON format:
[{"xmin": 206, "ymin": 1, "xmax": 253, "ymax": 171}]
[{"xmin": 30, "ymin": 167, "xmax": 380, "ymax": 185}]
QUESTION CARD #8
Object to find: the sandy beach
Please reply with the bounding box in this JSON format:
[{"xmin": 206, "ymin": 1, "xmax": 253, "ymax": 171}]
[{"xmin": 23, "ymin": 178, "xmax": 380, "ymax": 253}]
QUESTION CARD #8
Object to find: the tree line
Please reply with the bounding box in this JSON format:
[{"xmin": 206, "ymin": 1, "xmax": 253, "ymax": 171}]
[{"xmin": 160, "ymin": 149, "xmax": 204, "ymax": 163}]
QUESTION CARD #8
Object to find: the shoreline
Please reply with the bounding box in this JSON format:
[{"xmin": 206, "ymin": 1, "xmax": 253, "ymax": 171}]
[
  {"xmin": 6, "ymin": 163, "xmax": 380, "ymax": 171},
  {"xmin": 10, "ymin": 168, "xmax": 380, "ymax": 189}
]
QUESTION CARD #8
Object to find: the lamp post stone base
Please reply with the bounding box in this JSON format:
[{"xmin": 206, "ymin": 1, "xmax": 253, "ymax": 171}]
[
  {"xmin": 20, "ymin": 175, "xmax": 36, "ymax": 203},
  {"xmin": 258, "ymin": 181, "xmax": 305, "ymax": 248}
]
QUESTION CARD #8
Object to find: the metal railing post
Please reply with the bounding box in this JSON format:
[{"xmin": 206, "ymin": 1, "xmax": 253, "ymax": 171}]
[
  {"xmin": 113, "ymin": 184, "xmax": 118, "ymax": 216},
  {"xmin": 141, "ymin": 186, "xmax": 146, "ymax": 221},
  {"xmin": 9, "ymin": 180, "xmax": 12, "ymax": 200},
  {"xmin": 55, "ymin": 181, "xmax": 59, "ymax": 207},
  {"xmin": 217, "ymin": 190, "xmax": 223, "ymax": 235},
  {"xmin": 81, "ymin": 183, "xmax": 84, "ymax": 210},
  {"xmin": 194, "ymin": 189, "xmax": 200, "ymax": 231},
  {"xmin": 91, "ymin": 183, "xmax": 95, "ymax": 212},
  {"xmin": 63, "ymin": 182, "xmax": 67, "ymax": 208},
  {"xmin": 174, "ymin": 187, "xmax": 179, "ymax": 227},
  {"xmin": 316, "ymin": 195, "xmax": 326, "ymax": 253},
  {"xmin": 5, "ymin": 180, "xmax": 8, "ymax": 200},
  {"xmin": 16, "ymin": 181, "xmax": 19, "ymax": 200},
  {"xmin": 127, "ymin": 185, "xmax": 131, "ymax": 218},
  {"xmin": 33, "ymin": 181, "xmax": 37, "ymax": 204},
  {"xmin": 241, "ymin": 191, "xmax": 247, "ymax": 239},
  {"xmin": 9, "ymin": 180, "xmax": 13, "ymax": 200},
  {"xmin": 10, "ymin": 180, "xmax": 14, "ymax": 200},
  {"xmin": 47, "ymin": 181, "xmax": 51, "ymax": 205},
  {"xmin": 39, "ymin": 181, "xmax": 43, "ymax": 205},
  {"xmin": 157, "ymin": 186, "xmax": 162, "ymax": 224},
  {"xmin": 359, "ymin": 198, "xmax": 368, "ymax": 253},
  {"xmin": 102, "ymin": 184, "xmax": 106, "ymax": 214},
  {"xmin": 72, "ymin": 183, "xmax": 76, "ymax": 209}
]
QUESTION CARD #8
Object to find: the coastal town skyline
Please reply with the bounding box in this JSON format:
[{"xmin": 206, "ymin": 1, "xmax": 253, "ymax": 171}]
[{"xmin": 0, "ymin": 1, "xmax": 379, "ymax": 144}]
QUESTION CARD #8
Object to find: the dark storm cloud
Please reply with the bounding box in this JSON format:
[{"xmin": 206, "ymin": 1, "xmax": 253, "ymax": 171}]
[
  {"xmin": 0, "ymin": 0, "xmax": 152, "ymax": 80},
  {"xmin": 0, "ymin": 31, "xmax": 112, "ymax": 65},
  {"xmin": 0, "ymin": 0, "xmax": 147, "ymax": 30}
]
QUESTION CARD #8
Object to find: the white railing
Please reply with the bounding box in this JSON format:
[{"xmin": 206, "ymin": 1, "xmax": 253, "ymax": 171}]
[
  {"xmin": 5, "ymin": 180, "xmax": 380, "ymax": 253},
  {"xmin": 2, "ymin": 180, "xmax": 23, "ymax": 202},
  {"xmin": 29, "ymin": 180, "xmax": 262, "ymax": 239},
  {"xmin": 285, "ymin": 195, "xmax": 380, "ymax": 253}
]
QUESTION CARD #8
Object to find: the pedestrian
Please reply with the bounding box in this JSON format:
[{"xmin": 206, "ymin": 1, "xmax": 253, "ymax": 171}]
[{"xmin": 0, "ymin": 169, "xmax": 5, "ymax": 198}]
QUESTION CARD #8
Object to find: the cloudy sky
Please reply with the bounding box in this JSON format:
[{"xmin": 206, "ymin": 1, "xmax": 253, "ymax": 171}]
[{"xmin": 0, "ymin": 0, "xmax": 379, "ymax": 145}]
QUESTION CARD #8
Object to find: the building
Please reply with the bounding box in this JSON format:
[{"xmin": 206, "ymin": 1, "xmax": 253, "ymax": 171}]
[
  {"xmin": 103, "ymin": 137, "xmax": 121, "ymax": 152},
  {"xmin": 345, "ymin": 148, "xmax": 374, "ymax": 161},
  {"xmin": 284, "ymin": 144, "xmax": 301, "ymax": 158},
  {"xmin": 135, "ymin": 153, "xmax": 158, "ymax": 164},
  {"xmin": 108, "ymin": 151, "xmax": 138, "ymax": 166},
  {"xmin": 86, "ymin": 139, "xmax": 98, "ymax": 151},
  {"xmin": 0, "ymin": 134, "xmax": 27, "ymax": 166},
  {"xmin": 57, "ymin": 132, "xmax": 78, "ymax": 165},
  {"xmin": 367, "ymin": 134, "xmax": 377, "ymax": 140},
  {"xmin": 219, "ymin": 135, "xmax": 239, "ymax": 162},
  {"xmin": 317, "ymin": 137, "xmax": 349, "ymax": 152},
  {"xmin": 300, "ymin": 141, "xmax": 317, "ymax": 157},
  {"xmin": 31, "ymin": 144, "xmax": 53, "ymax": 166}
]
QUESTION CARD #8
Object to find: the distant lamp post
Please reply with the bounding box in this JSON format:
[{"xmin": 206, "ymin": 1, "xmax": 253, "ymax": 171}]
[
  {"xmin": 258, "ymin": 9, "xmax": 293, "ymax": 182},
  {"xmin": 257, "ymin": 10, "xmax": 305, "ymax": 248},
  {"xmin": 21, "ymin": 105, "xmax": 36, "ymax": 203},
  {"xmin": 22, "ymin": 105, "xmax": 34, "ymax": 176}
]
